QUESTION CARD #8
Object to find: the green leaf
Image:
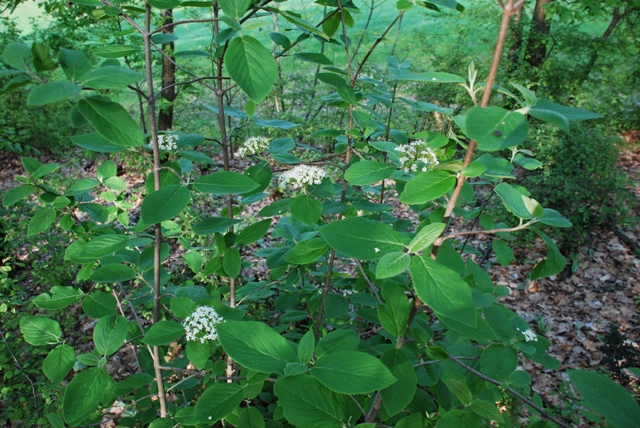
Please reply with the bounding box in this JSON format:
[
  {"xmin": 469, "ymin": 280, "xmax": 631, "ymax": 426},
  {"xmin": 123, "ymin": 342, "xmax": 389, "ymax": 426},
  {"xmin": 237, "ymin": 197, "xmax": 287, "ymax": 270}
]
[
  {"xmin": 513, "ymin": 153, "xmax": 542, "ymax": 170},
  {"xmin": 380, "ymin": 348, "xmax": 417, "ymax": 416},
  {"xmin": 193, "ymin": 216, "xmax": 242, "ymax": 235},
  {"xmin": 33, "ymin": 286, "xmax": 84, "ymax": 310},
  {"xmin": 290, "ymin": 195, "xmax": 323, "ymax": 225},
  {"xmin": 43, "ymin": 344, "xmax": 75, "ymax": 383},
  {"xmin": 480, "ymin": 344, "xmax": 518, "ymax": 381},
  {"xmin": 274, "ymin": 375, "xmax": 345, "ymax": 428},
  {"xmin": 254, "ymin": 119, "xmax": 299, "ymax": 129},
  {"xmin": 217, "ymin": 321, "xmax": 297, "ymax": 373},
  {"xmin": 142, "ymin": 321, "xmax": 186, "ymax": 346},
  {"xmin": 284, "ymin": 238, "xmax": 329, "ymax": 265},
  {"xmin": 78, "ymin": 203, "xmax": 109, "ymax": 223},
  {"xmin": 258, "ymin": 198, "xmax": 291, "ymax": 217},
  {"xmin": 494, "ymin": 182, "xmax": 535, "ymax": 220},
  {"xmin": 344, "ymin": 161, "xmax": 396, "ymax": 186},
  {"xmin": 399, "ymin": 171, "xmax": 456, "ymax": 205},
  {"xmin": 532, "ymin": 99, "xmax": 601, "ymax": 122},
  {"xmin": 294, "ymin": 52, "xmax": 333, "ymax": 65},
  {"xmin": 2, "ymin": 43, "xmax": 32, "ymax": 70},
  {"xmin": 27, "ymin": 82, "xmax": 82, "ymax": 106},
  {"xmin": 70, "ymin": 133, "xmax": 125, "ymax": 153},
  {"xmin": 28, "ymin": 207, "xmax": 57, "ymax": 236},
  {"xmin": 470, "ymin": 400, "xmax": 504, "ymax": 423},
  {"xmin": 530, "ymin": 229, "xmax": 566, "ymax": 280},
  {"xmin": 194, "ymin": 171, "xmax": 259, "ymax": 194},
  {"xmin": 94, "ymin": 315, "xmax": 128, "ymax": 356},
  {"xmin": 388, "ymin": 71, "xmax": 465, "ymax": 83},
  {"xmin": 31, "ymin": 42, "xmax": 55, "ymax": 71},
  {"xmin": 316, "ymin": 330, "xmax": 360, "ymax": 357},
  {"xmin": 270, "ymin": 32, "xmax": 291, "ymax": 49},
  {"xmin": 310, "ymin": 351, "xmax": 396, "ymax": 394},
  {"xmin": 569, "ymin": 369, "xmax": 640, "ymax": 428},
  {"xmin": 410, "ymin": 255, "xmax": 476, "ymax": 328},
  {"xmin": 183, "ymin": 250, "xmax": 203, "ymax": 274},
  {"xmin": 298, "ymin": 330, "xmax": 315, "ymax": 364},
  {"xmin": 336, "ymin": 80, "xmax": 357, "ymax": 105},
  {"xmin": 80, "ymin": 66, "xmax": 143, "ymax": 89},
  {"xmin": 20, "ymin": 315, "xmax": 62, "ymax": 346},
  {"xmin": 376, "ymin": 252, "xmax": 410, "ymax": 279},
  {"xmin": 59, "ymin": 48, "xmax": 92, "ymax": 81},
  {"xmin": 186, "ymin": 340, "xmax": 210, "ymax": 370},
  {"xmin": 320, "ymin": 217, "xmax": 405, "ymax": 260},
  {"xmin": 539, "ymin": 209, "xmax": 572, "ymax": 228},
  {"xmin": 237, "ymin": 407, "xmax": 265, "ymax": 428},
  {"xmin": 378, "ymin": 283, "xmax": 411, "ymax": 337},
  {"xmin": 141, "ymin": 184, "xmax": 191, "ymax": 224},
  {"xmin": 224, "ymin": 36, "xmax": 277, "ymax": 102},
  {"xmin": 194, "ymin": 382, "xmax": 244, "ymax": 423},
  {"xmin": 218, "ymin": 0, "xmax": 252, "ymax": 18},
  {"xmin": 407, "ymin": 222, "xmax": 446, "ymax": 253},
  {"xmin": 90, "ymin": 264, "xmax": 136, "ymax": 283},
  {"xmin": 63, "ymin": 368, "xmax": 113, "ymax": 426},
  {"xmin": 236, "ymin": 219, "xmax": 272, "ymax": 245},
  {"xmin": 114, "ymin": 372, "xmax": 154, "ymax": 395},
  {"xmin": 277, "ymin": 10, "xmax": 330, "ymax": 41},
  {"xmin": 444, "ymin": 378, "xmax": 473, "ymax": 405},
  {"xmin": 94, "ymin": 45, "xmax": 139, "ymax": 58},
  {"xmin": 464, "ymin": 106, "xmax": 529, "ymax": 151},
  {"xmin": 80, "ymin": 235, "xmax": 131, "ymax": 260},
  {"xmin": 223, "ymin": 247, "xmax": 242, "ymax": 278},
  {"xmin": 493, "ymin": 239, "xmax": 514, "ymax": 267},
  {"xmin": 3, "ymin": 184, "xmax": 37, "ymax": 207},
  {"xmin": 436, "ymin": 409, "xmax": 481, "ymax": 428},
  {"xmin": 82, "ymin": 291, "xmax": 117, "ymax": 318},
  {"xmin": 78, "ymin": 97, "xmax": 143, "ymax": 148}
]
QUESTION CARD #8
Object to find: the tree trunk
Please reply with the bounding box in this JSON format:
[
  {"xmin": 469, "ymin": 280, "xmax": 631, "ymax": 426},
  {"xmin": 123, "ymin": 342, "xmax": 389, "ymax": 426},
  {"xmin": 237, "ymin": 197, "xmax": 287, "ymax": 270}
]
[
  {"xmin": 506, "ymin": 0, "xmax": 524, "ymax": 72},
  {"xmin": 525, "ymin": 0, "xmax": 554, "ymax": 69},
  {"xmin": 158, "ymin": 9, "xmax": 176, "ymax": 131}
]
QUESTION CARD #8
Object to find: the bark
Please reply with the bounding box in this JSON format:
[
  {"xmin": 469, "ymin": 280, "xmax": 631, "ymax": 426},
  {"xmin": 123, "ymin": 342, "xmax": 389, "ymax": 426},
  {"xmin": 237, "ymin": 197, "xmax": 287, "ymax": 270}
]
[
  {"xmin": 525, "ymin": 0, "xmax": 554, "ymax": 69},
  {"xmin": 158, "ymin": 9, "xmax": 176, "ymax": 131}
]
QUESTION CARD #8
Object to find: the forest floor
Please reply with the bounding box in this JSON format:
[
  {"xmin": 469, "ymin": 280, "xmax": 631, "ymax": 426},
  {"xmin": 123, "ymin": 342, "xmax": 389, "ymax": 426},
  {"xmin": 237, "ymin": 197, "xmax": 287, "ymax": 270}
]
[{"xmin": 1, "ymin": 140, "xmax": 639, "ymax": 424}]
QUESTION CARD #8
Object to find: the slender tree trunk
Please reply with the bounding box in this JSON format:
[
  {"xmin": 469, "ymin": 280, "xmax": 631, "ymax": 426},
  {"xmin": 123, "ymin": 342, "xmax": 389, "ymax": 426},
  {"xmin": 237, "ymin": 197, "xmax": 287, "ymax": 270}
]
[
  {"xmin": 158, "ymin": 9, "xmax": 176, "ymax": 131},
  {"xmin": 506, "ymin": 0, "xmax": 524, "ymax": 72},
  {"xmin": 579, "ymin": 6, "xmax": 633, "ymax": 83},
  {"xmin": 525, "ymin": 0, "xmax": 554, "ymax": 68}
]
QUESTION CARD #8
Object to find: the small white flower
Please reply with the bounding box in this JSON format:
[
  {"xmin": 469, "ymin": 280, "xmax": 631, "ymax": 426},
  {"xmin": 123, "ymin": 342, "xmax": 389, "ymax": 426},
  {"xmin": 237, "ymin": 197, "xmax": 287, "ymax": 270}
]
[
  {"xmin": 237, "ymin": 136, "xmax": 270, "ymax": 158},
  {"xmin": 374, "ymin": 248, "xmax": 380, "ymax": 253},
  {"xmin": 158, "ymin": 134, "xmax": 178, "ymax": 151},
  {"xmin": 520, "ymin": 328, "xmax": 538, "ymax": 342},
  {"xmin": 183, "ymin": 306, "xmax": 224, "ymax": 343},
  {"xmin": 279, "ymin": 165, "xmax": 327, "ymax": 189},
  {"xmin": 395, "ymin": 140, "xmax": 439, "ymax": 174}
]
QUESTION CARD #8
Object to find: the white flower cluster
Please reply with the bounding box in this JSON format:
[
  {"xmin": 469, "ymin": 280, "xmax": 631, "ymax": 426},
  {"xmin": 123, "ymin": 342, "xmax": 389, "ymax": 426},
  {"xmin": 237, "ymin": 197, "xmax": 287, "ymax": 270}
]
[
  {"xmin": 237, "ymin": 136, "xmax": 270, "ymax": 158},
  {"xmin": 158, "ymin": 134, "xmax": 178, "ymax": 151},
  {"xmin": 183, "ymin": 306, "xmax": 224, "ymax": 343},
  {"xmin": 279, "ymin": 165, "xmax": 327, "ymax": 189},
  {"xmin": 395, "ymin": 140, "xmax": 439, "ymax": 174},
  {"xmin": 519, "ymin": 328, "xmax": 538, "ymax": 342}
]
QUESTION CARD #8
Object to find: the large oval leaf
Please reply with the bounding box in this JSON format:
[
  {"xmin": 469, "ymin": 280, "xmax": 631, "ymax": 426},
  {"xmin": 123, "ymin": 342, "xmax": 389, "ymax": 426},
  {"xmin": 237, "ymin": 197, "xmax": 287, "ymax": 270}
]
[
  {"xmin": 319, "ymin": 217, "xmax": 405, "ymax": 260},
  {"xmin": 27, "ymin": 82, "xmax": 82, "ymax": 106},
  {"xmin": 224, "ymin": 36, "xmax": 277, "ymax": 102},
  {"xmin": 310, "ymin": 351, "xmax": 396, "ymax": 394},
  {"xmin": 344, "ymin": 160, "xmax": 396, "ymax": 186},
  {"xmin": 43, "ymin": 344, "xmax": 75, "ymax": 383},
  {"xmin": 142, "ymin": 321, "xmax": 186, "ymax": 346},
  {"xmin": 20, "ymin": 315, "xmax": 62, "ymax": 346},
  {"xmin": 275, "ymin": 375, "xmax": 346, "ymax": 428},
  {"xmin": 141, "ymin": 184, "xmax": 191, "ymax": 224},
  {"xmin": 217, "ymin": 321, "xmax": 297, "ymax": 374},
  {"xmin": 194, "ymin": 382, "xmax": 245, "ymax": 423},
  {"xmin": 399, "ymin": 171, "xmax": 455, "ymax": 205},
  {"xmin": 464, "ymin": 106, "xmax": 528, "ymax": 151},
  {"xmin": 63, "ymin": 368, "xmax": 114, "ymax": 426},
  {"xmin": 80, "ymin": 66, "xmax": 144, "ymax": 89},
  {"xmin": 194, "ymin": 171, "xmax": 259, "ymax": 195},
  {"xmin": 78, "ymin": 97, "xmax": 143, "ymax": 148}
]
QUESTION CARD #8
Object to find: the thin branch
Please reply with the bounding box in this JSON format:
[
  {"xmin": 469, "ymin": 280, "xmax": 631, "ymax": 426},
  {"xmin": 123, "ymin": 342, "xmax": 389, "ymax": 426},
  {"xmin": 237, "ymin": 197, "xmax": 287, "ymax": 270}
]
[
  {"xmin": 447, "ymin": 354, "xmax": 572, "ymax": 428},
  {"xmin": 151, "ymin": 18, "xmax": 219, "ymax": 35},
  {"xmin": 355, "ymin": 259, "xmax": 382, "ymax": 303},
  {"xmin": 440, "ymin": 220, "xmax": 530, "ymax": 242}
]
